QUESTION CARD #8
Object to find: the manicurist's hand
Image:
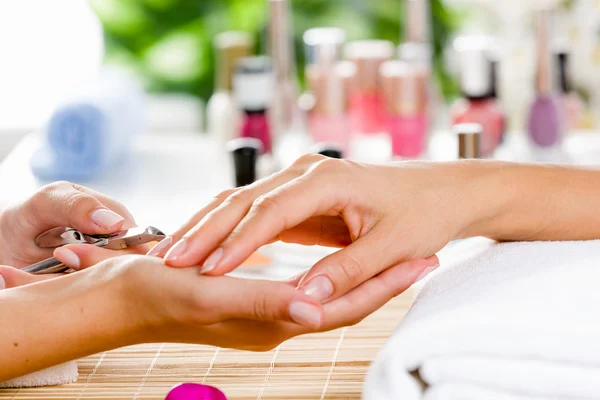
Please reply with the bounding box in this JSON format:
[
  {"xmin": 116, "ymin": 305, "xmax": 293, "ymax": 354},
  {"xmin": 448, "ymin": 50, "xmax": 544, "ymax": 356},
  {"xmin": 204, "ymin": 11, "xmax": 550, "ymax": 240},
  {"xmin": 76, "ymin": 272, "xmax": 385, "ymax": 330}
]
[
  {"xmin": 150, "ymin": 155, "xmax": 481, "ymax": 303},
  {"xmin": 0, "ymin": 181, "xmax": 139, "ymax": 268},
  {"xmin": 0, "ymin": 244, "xmax": 436, "ymax": 381}
]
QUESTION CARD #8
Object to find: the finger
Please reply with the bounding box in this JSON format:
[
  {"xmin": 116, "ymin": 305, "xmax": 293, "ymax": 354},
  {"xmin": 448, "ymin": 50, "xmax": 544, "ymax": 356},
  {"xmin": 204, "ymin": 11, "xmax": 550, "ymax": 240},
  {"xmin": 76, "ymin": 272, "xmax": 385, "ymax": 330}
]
[
  {"xmin": 26, "ymin": 181, "xmax": 130, "ymax": 234},
  {"xmin": 200, "ymin": 275, "xmax": 325, "ymax": 329},
  {"xmin": 183, "ymin": 172, "xmax": 339, "ymax": 276},
  {"xmin": 298, "ymin": 223, "xmax": 436, "ymax": 302},
  {"xmin": 319, "ymin": 255, "xmax": 439, "ymax": 331},
  {"xmin": 163, "ymin": 167, "xmax": 303, "ymax": 267},
  {"xmin": 146, "ymin": 193, "xmax": 235, "ymax": 258},
  {"xmin": 54, "ymin": 244, "xmax": 142, "ymax": 270},
  {"xmin": 0, "ymin": 265, "xmax": 61, "ymax": 289},
  {"xmin": 276, "ymin": 216, "xmax": 352, "ymax": 247},
  {"xmin": 74, "ymin": 185, "xmax": 137, "ymax": 229}
]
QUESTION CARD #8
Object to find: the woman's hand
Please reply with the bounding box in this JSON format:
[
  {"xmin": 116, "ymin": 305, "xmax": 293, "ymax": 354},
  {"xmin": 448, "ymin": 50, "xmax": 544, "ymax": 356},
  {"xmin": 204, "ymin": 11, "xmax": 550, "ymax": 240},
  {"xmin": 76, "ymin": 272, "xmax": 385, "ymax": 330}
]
[
  {"xmin": 153, "ymin": 155, "xmax": 481, "ymax": 302},
  {"xmin": 0, "ymin": 181, "xmax": 139, "ymax": 268}
]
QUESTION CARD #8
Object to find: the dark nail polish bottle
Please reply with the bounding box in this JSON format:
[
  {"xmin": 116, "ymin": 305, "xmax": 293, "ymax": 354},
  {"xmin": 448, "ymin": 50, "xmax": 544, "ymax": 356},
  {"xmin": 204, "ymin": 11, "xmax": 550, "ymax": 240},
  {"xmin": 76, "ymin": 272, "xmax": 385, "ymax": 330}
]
[{"xmin": 226, "ymin": 137, "xmax": 263, "ymax": 187}]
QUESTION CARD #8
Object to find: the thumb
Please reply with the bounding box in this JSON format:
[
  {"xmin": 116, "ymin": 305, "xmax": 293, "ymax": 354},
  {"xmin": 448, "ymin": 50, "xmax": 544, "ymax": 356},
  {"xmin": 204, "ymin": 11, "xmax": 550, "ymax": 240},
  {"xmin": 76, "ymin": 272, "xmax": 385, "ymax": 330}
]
[
  {"xmin": 0, "ymin": 266, "xmax": 59, "ymax": 289},
  {"xmin": 203, "ymin": 275, "xmax": 325, "ymax": 329},
  {"xmin": 54, "ymin": 244, "xmax": 143, "ymax": 270},
  {"xmin": 27, "ymin": 181, "xmax": 127, "ymax": 235}
]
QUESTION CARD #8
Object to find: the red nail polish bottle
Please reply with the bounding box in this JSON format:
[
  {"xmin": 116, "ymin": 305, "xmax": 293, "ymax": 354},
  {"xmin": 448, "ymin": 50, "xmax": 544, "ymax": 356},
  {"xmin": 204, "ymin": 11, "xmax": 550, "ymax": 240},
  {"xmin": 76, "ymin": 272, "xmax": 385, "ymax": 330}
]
[
  {"xmin": 233, "ymin": 56, "xmax": 274, "ymax": 154},
  {"xmin": 450, "ymin": 36, "xmax": 504, "ymax": 157}
]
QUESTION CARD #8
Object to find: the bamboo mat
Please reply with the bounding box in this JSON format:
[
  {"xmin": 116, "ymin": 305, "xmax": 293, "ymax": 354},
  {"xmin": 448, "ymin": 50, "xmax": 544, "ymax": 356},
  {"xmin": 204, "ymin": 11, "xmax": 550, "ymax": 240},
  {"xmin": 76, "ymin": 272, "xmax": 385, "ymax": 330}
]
[{"xmin": 0, "ymin": 289, "xmax": 416, "ymax": 400}]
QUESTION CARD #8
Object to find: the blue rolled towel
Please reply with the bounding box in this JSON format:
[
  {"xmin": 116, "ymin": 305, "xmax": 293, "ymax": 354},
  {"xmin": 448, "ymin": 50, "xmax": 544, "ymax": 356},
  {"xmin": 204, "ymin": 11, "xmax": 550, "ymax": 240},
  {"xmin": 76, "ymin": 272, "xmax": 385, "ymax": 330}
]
[{"xmin": 30, "ymin": 68, "xmax": 145, "ymax": 182}]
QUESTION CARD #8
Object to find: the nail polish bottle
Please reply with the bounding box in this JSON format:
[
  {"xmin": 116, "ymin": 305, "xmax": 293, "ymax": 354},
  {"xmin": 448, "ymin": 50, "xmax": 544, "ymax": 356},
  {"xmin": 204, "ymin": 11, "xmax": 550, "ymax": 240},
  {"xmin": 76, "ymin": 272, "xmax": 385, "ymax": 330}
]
[
  {"xmin": 487, "ymin": 46, "xmax": 508, "ymax": 145},
  {"xmin": 450, "ymin": 36, "xmax": 504, "ymax": 157},
  {"xmin": 305, "ymin": 46, "xmax": 354, "ymax": 156},
  {"xmin": 226, "ymin": 137, "xmax": 262, "ymax": 187},
  {"xmin": 206, "ymin": 32, "xmax": 253, "ymax": 146},
  {"xmin": 344, "ymin": 40, "xmax": 394, "ymax": 135},
  {"xmin": 454, "ymin": 123, "xmax": 482, "ymax": 159},
  {"xmin": 267, "ymin": 0, "xmax": 301, "ymax": 142},
  {"xmin": 233, "ymin": 56, "xmax": 274, "ymax": 154},
  {"xmin": 310, "ymin": 142, "xmax": 343, "ymax": 159},
  {"xmin": 380, "ymin": 60, "xmax": 428, "ymax": 158},
  {"xmin": 553, "ymin": 40, "xmax": 584, "ymax": 132},
  {"xmin": 527, "ymin": 10, "xmax": 564, "ymax": 149}
]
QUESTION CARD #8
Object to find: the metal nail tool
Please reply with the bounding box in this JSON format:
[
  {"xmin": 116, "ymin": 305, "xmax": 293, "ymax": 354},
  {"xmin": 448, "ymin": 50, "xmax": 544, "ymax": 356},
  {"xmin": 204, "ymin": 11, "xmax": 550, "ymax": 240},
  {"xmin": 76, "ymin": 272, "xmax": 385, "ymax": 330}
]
[{"xmin": 23, "ymin": 226, "xmax": 166, "ymax": 275}]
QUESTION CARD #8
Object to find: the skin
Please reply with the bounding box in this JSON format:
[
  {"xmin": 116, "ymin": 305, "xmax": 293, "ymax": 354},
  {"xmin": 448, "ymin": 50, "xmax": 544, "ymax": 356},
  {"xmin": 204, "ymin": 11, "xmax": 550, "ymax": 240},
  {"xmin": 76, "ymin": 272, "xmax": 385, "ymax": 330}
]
[{"xmin": 0, "ymin": 180, "xmax": 436, "ymax": 381}]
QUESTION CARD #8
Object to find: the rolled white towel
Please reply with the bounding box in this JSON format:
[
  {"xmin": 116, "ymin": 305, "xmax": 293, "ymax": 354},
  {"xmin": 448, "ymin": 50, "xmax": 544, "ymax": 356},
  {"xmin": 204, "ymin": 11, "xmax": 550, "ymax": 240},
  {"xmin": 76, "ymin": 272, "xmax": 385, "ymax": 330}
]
[{"xmin": 364, "ymin": 239, "xmax": 600, "ymax": 400}]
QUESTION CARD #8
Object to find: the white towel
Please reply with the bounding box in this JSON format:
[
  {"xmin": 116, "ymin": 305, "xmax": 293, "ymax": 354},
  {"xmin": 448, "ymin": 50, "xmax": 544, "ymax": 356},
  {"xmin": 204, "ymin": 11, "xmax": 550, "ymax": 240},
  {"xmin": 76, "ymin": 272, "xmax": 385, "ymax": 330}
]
[
  {"xmin": 0, "ymin": 362, "xmax": 77, "ymax": 388},
  {"xmin": 363, "ymin": 239, "xmax": 600, "ymax": 400}
]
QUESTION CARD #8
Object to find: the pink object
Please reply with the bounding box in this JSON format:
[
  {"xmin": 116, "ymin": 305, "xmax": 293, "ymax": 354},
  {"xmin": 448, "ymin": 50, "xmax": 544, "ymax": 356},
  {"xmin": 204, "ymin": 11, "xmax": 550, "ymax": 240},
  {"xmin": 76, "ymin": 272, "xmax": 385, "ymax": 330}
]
[
  {"xmin": 451, "ymin": 98, "xmax": 504, "ymax": 157},
  {"xmin": 348, "ymin": 93, "xmax": 386, "ymax": 135},
  {"xmin": 241, "ymin": 112, "xmax": 271, "ymax": 154},
  {"xmin": 308, "ymin": 114, "xmax": 350, "ymax": 155},
  {"xmin": 386, "ymin": 115, "xmax": 427, "ymax": 157},
  {"xmin": 165, "ymin": 383, "xmax": 227, "ymax": 400},
  {"xmin": 380, "ymin": 60, "xmax": 429, "ymax": 158}
]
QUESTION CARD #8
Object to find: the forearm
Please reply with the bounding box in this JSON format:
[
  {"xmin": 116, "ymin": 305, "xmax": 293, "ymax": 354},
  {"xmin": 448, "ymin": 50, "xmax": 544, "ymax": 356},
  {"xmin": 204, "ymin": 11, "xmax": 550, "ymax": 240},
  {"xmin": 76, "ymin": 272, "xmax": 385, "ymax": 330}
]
[
  {"xmin": 0, "ymin": 266, "xmax": 142, "ymax": 381},
  {"xmin": 462, "ymin": 161, "xmax": 600, "ymax": 241}
]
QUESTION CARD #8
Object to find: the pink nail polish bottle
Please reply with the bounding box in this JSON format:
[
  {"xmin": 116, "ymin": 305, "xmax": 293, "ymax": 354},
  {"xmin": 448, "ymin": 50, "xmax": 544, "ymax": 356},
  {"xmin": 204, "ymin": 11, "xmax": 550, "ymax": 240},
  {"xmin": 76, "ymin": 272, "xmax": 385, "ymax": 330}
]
[
  {"xmin": 233, "ymin": 56, "xmax": 274, "ymax": 154},
  {"xmin": 344, "ymin": 40, "xmax": 394, "ymax": 136},
  {"xmin": 450, "ymin": 36, "xmax": 504, "ymax": 157},
  {"xmin": 305, "ymin": 47, "xmax": 354, "ymax": 157},
  {"xmin": 553, "ymin": 40, "xmax": 584, "ymax": 132},
  {"xmin": 380, "ymin": 60, "xmax": 428, "ymax": 158}
]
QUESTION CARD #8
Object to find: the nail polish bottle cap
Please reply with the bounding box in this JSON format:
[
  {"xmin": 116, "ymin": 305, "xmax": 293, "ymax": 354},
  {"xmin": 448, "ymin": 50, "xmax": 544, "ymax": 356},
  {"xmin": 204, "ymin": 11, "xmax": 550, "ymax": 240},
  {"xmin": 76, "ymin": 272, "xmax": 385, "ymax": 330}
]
[
  {"xmin": 552, "ymin": 38, "xmax": 571, "ymax": 94},
  {"xmin": 344, "ymin": 40, "xmax": 394, "ymax": 92},
  {"xmin": 213, "ymin": 31, "xmax": 253, "ymax": 92},
  {"xmin": 226, "ymin": 137, "xmax": 263, "ymax": 187},
  {"xmin": 453, "ymin": 123, "xmax": 482, "ymax": 159},
  {"xmin": 403, "ymin": 0, "xmax": 431, "ymax": 44},
  {"xmin": 398, "ymin": 42, "xmax": 432, "ymax": 69},
  {"xmin": 310, "ymin": 142, "xmax": 343, "ymax": 159},
  {"xmin": 303, "ymin": 27, "xmax": 346, "ymax": 65},
  {"xmin": 533, "ymin": 9, "xmax": 555, "ymax": 96},
  {"xmin": 379, "ymin": 60, "xmax": 427, "ymax": 116},
  {"xmin": 454, "ymin": 35, "xmax": 494, "ymax": 99},
  {"xmin": 233, "ymin": 56, "xmax": 274, "ymax": 112}
]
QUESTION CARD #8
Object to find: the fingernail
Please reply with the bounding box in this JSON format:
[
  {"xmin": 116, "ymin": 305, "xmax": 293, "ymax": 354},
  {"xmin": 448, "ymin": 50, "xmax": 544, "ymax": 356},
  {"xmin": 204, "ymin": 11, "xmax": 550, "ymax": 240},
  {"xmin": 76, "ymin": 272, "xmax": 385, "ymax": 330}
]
[
  {"xmin": 147, "ymin": 236, "xmax": 173, "ymax": 257},
  {"xmin": 415, "ymin": 265, "xmax": 438, "ymax": 283},
  {"xmin": 164, "ymin": 238, "xmax": 188, "ymax": 263},
  {"xmin": 200, "ymin": 247, "xmax": 223, "ymax": 274},
  {"xmin": 0, "ymin": 274, "xmax": 5, "ymax": 290},
  {"xmin": 301, "ymin": 275, "xmax": 334, "ymax": 302},
  {"xmin": 55, "ymin": 247, "xmax": 81, "ymax": 270},
  {"xmin": 91, "ymin": 209, "xmax": 124, "ymax": 229},
  {"xmin": 289, "ymin": 301, "xmax": 323, "ymax": 328}
]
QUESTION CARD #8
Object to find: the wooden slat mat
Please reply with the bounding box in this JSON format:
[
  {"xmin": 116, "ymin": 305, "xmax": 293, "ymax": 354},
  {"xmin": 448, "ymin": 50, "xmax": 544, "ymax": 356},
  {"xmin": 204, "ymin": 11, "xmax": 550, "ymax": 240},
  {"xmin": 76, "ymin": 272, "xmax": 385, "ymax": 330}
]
[{"xmin": 1, "ymin": 289, "xmax": 415, "ymax": 400}]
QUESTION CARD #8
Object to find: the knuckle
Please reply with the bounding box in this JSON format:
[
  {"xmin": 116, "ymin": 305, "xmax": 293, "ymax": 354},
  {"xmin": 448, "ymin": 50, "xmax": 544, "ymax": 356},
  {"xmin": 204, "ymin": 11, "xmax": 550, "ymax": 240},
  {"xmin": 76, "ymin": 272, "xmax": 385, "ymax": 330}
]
[
  {"xmin": 252, "ymin": 292, "xmax": 273, "ymax": 321},
  {"xmin": 215, "ymin": 188, "xmax": 237, "ymax": 201},
  {"xmin": 292, "ymin": 153, "xmax": 324, "ymax": 171},
  {"xmin": 224, "ymin": 188, "xmax": 251, "ymax": 206},
  {"xmin": 310, "ymin": 158, "xmax": 339, "ymax": 174},
  {"xmin": 335, "ymin": 253, "xmax": 364, "ymax": 288},
  {"xmin": 252, "ymin": 195, "xmax": 279, "ymax": 213}
]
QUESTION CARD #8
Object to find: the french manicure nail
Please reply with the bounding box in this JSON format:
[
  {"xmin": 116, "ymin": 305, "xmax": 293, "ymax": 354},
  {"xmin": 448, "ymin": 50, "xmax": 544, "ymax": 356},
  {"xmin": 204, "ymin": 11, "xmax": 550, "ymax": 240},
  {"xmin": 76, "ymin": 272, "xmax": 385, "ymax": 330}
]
[
  {"xmin": 302, "ymin": 275, "xmax": 334, "ymax": 302},
  {"xmin": 164, "ymin": 238, "xmax": 188, "ymax": 263},
  {"xmin": 91, "ymin": 209, "xmax": 124, "ymax": 229},
  {"xmin": 289, "ymin": 301, "xmax": 323, "ymax": 328},
  {"xmin": 55, "ymin": 247, "xmax": 81, "ymax": 270},
  {"xmin": 415, "ymin": 265, "xmax": 438, "ymax": 283},
  {"xmin": 200, "ymin": 247, "xmax": 223, "ymax": 274},
  {"xmin": 147, "ymin": 236, "xmax": 173, "ymax": 257},
  {"xmin": 0, "ymin": 274, "xmax": 5, "ymax": 290}
]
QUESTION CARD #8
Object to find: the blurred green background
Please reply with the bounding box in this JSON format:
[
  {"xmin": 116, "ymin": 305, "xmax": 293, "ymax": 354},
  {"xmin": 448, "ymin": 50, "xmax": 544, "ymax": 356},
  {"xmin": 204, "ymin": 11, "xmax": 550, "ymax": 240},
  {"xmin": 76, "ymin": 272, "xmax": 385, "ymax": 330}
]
[{"xmin": 90, "ymin": 0, "xmax": 459, "ymax": 101}]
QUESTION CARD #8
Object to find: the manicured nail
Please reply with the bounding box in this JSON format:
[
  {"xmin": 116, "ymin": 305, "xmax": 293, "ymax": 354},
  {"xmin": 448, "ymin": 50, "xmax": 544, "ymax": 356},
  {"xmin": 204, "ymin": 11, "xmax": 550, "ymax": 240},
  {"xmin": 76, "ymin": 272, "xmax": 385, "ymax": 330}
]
[
  {"xmin": 55, "ymin": 247, "xmax": 81, "ymax": 270},
  {"xmin": 0, "ymin": 274, "xmax": 5, "ymax": 290},
  {"xmin": 147, "ymin": 236, "xmax": 173, "ymax": 257},
  {"xmin": 289, "ymin": 301, "xmax": 323, "ymax": 328},
  {"xmin": 415, "ymin": 265, "xmax": 438, "ymax": 283},
  {"xmin": 164, "ymin": 238, "xmax": 188, "ymax": 263},
  {"xmin": 301, "ymin": 275, "xmax": 334, "ymax": 302},
  {"xmin": 91, "ymin": 209, "xmax": 124, "ymax": 229},
  {"xmin": 200, "ymin": 247, "xmax": 223, "ymax": 274}
]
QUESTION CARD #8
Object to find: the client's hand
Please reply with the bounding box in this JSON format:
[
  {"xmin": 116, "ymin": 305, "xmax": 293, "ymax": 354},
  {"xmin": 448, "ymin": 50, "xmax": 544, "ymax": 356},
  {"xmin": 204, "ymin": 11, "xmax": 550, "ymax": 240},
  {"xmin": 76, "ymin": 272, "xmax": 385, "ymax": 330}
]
[
  {"xmin": 54, "ymin": 244, "xmax": 436, "ymax": 350},
  {"xmin": 152, "ymin": 155, "xmax": 470, "ymax": 303},
  {"xmin": 0, "ymin": 181, "xmax": 138, "ymax": 268}
]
